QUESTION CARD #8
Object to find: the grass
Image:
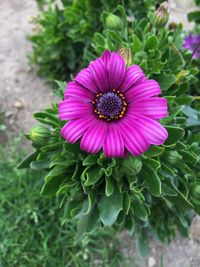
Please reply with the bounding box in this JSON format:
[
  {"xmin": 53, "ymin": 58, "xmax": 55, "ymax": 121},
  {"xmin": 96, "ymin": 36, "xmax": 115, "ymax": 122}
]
[{"xmin": 0, "ymin": 137, "xmax": 133, "ymax": 267}]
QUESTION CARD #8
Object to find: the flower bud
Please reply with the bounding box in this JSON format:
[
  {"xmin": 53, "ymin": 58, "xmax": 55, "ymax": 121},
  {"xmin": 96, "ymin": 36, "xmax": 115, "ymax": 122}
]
[
  {"xmin": 105, "ymin": 13, "xmax": 122, "ymax": 30},
  {"xmin": 26, "ymin": 125, "xmax": 50, "ymax": 145},
  {"xmin": 152, "ymin": 2, "xmax": 169, "ymax": 28}
]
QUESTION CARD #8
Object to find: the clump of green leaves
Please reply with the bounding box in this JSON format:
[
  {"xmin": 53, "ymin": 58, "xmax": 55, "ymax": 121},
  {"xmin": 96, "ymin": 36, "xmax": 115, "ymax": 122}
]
[
  {"xmin": 0, "ymin": 139, "xmax": 133, "ymax": 266},
  {"xmin": 30, "ymin": 0, "xmax": 163, "ymax": 84}
]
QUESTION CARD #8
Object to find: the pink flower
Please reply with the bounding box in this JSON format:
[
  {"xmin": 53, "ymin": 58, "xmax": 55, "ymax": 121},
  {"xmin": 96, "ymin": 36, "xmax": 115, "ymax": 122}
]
[{"xmin": 59, "ymin": 50, "xmax": 168, "ymax": 157}]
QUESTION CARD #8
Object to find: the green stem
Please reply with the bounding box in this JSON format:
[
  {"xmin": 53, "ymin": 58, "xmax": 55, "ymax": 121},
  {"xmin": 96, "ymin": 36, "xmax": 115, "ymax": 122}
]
[
  {"xmin": 184, "ymin": 40, "xmax": 200, "ymax": 68},
  {"xmin": 169, "ymin": 42, "xmax": 185, "ymax": 66}
]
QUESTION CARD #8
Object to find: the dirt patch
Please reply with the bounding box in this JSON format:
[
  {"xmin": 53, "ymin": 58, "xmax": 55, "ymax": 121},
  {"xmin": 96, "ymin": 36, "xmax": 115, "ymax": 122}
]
[
  {"xmin": 0, "ymin": 0, "xmax": 58, "ymax": 143},
  {"xmin": 0, "ymin": 1, "xmax": 199, "ymax": 266}
]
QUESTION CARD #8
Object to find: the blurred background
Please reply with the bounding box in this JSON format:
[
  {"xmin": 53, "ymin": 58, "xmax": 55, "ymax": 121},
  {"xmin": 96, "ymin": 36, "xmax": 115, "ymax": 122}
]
[{"xmin": 0, "ymin": 0, "xmax": 200, "ymax": 266}]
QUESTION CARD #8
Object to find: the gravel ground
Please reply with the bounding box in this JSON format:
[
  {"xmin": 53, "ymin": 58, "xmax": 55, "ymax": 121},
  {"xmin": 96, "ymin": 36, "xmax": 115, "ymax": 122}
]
[{"xmin": 0, "ymin": 1, "xmax": 199, "ymax": 267}]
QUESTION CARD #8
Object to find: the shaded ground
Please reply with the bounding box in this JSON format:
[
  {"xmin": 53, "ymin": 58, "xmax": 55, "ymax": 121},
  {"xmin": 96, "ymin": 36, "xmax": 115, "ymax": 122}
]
[{"xmin": 0, "ymin": 1, "xmax": 199, "ymax": 267}]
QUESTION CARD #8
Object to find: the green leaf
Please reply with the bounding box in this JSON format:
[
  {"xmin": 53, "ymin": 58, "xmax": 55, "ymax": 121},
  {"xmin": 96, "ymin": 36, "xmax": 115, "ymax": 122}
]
[
  {"xmin": 56, "ymin": 182, "xmax": 76, "ymax": 196},
  {"xmin": 188, "ymin": 11, "xmax": 200, "ymax": 23},
  {"xmin": 164, "ymin": 126, "xmax": 185, "ymax": 145},
  {"xmin": 41, "ymin": 175, "xmax": 65, "ymax": 196},
  {"xmin": 144, "ymin": 146, "xmax": 165, "ymax": 157},
  {"xmin": 133, "ymin": 202, "xmax": 148, "ymax": 221},
  {"xmin": 82, "ymin": 154, "xmax": 98, "ymax": 166},
  {"xmin": 154, "ymin": 73, "xmax": 176, "ymax": 90},
  {"xmin": 162, "ymin": 184, "xmax": 177, "ymax": 196},
  {"xmin": 123, "ymin": 192, "xmax": 131, "ymax": 215},
  {"xmin": 98, "ymin": 186, "xmax": 123, "ymax": 226},
  {"xmin": 144, "ymin": 35, "xmax": 158, "ymax": 51},
  {"xmin": 125, "ymin": 213, "xmax": 135, "ymax": 235},
  {"xmin": 121, "ymin": 156, "xmax": 142, "ymax": 176},
  {"xmin": 179, "ymin": 150, "xmax": 197, "ymax": 163},
  {"xmin": 144, "ymin": 158, "xmax": 161, "ymax": 171},
  {"xmin": 82, "ymin": 166, "xmax": 103, "ymax": 186},
  {"xmin": 75, "ymin": 205, "xmax": 99, "ymax": 242},
  {"xmin": 135, "ymin": 228, "xmax": 149, "ymax": 257},
  {"xmin": 105, "ymin": 177, "xmax": 114, "ymax": 197},
  {"xmin": 30, "ymin": 159, "xmax": 50, "ymax": 170},
  {"xmin": 140, "ymin": 165, "xmax": 161, "ymax": 197},
  {"xmin": 132, "ymin": 34, "xmax": 141, "ymax": 53},
  {"xmin": 17, "ymin": 151, "xmax": 39, "ymax": 169},
  {"xmin": 45, "ymin": 165, "xmax": 68, "ymax": 182},
  {"xmin": 83, "ymin": 192, "xmax": 95, "ymax": 215}
]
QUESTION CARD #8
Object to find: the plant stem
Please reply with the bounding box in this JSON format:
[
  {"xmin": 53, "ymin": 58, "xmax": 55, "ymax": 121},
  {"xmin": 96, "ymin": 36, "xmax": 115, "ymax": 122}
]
[{"xmin": 184, "ymin": 41, "xmax": 200, "ymax": 68}]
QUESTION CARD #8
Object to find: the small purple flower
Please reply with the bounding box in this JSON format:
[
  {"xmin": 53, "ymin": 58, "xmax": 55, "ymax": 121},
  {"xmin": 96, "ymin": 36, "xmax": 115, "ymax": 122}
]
[
  {"xmin": 183, "ymin": 35, "xmax": 200, "ymax": 59},
  {"xmin": 59, "ymin": 50, "xmax": 168, "ymax": 157}
]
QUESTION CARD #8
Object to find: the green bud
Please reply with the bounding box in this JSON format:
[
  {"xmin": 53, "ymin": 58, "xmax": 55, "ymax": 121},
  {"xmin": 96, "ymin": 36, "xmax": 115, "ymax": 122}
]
[
  {"xmin": 191, "ymin": 184, "xmax": 200, "ymax": 200},
  {"xmin": 152, "ymin": 3, "xmax": 169, "ymax": 28},
  {"xmin": 26, "ymin": 125, "xmax": 50, "ymax": 145},
  {"xmin": 105, "ymin": 13, "xmax": 122, "ymax": 30},
  {"xmin": 164, "ymin": 151, "xmax": 182, "ymax": 164}
]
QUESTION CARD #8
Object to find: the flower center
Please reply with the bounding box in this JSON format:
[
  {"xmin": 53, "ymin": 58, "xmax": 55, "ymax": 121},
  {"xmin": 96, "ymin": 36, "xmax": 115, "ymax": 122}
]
[{"xmin": 93, "ymin": 90, "xmax": 127, "ymax": 121}]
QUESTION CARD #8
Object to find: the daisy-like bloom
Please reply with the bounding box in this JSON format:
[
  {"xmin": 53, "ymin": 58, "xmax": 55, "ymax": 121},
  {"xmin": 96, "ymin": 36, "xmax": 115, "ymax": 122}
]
[
  {"xmin": 59, "ymin": 50, "xmax": 168, "ymax": 157},
  {"xmin": 183, "ymin": 35, "xmax": 200, "ymax": 59}
]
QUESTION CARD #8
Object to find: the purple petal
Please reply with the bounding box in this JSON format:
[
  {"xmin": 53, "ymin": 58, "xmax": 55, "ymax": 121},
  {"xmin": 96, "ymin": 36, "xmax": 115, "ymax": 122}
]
[
  {"xmin": 108, "ymin": 52, "xmax": 126, "ymax": 90},
  {"xmin": 64, "ymin": 81, "xmax": 95, "ymax": 102},
  {"xmin": 59, "ymin": 99, "xmax": 93, "ymax": 120},
  {"xmin": 128, "ymin": 97, "xmax": 168, "ymax": 119},
  {"xmin": 118, "ymin": 117, "xmax": 150, "ymax": 156},
  {"xmin": 89, "ymin": 58, "xmax": 109, "ymax": 92},
  {"xmin": 61, "ymin": 115, "xmax": 94, "ymax": 143},
  {"xmin": 75, "ymin": 68, "xmax": 99, "ymax": 93},
  {"xmin": 101, "ymin": 50, "xmax": 111, "ymax": 66},
  {"xmin": 103, "ymin": 123, "xmax": 124, "ymax": 157},
  {"xmin": 125, "ymin": 80, "xmax": 161, "ymax": 102},
  {"xmin": 126, "ymin": 114, "xmax": 168, "ymax": 145},
  {"xmin": 120, "ymin": 65, "xmax": 146, "ymax": 92},
  {"xmin": 80, "ymin": 118, "xmax": 108, "ymax": 154}
]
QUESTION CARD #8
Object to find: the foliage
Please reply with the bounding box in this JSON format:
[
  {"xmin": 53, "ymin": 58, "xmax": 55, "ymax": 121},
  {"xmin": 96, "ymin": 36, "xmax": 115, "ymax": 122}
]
[
  {"xmin": 0, "ymin": 111, "xmax": 6, "ymax": 133},
  {"xmin": 24, "ymin": 3, "xmax": 200, "ymax": 257},
  {"xmin": 30, "ymin": 0, "xmax": 163, "ymax": 84},
  {"xmin": 0, "ymin": 139, "xmax": 133, "ymax": 266}
]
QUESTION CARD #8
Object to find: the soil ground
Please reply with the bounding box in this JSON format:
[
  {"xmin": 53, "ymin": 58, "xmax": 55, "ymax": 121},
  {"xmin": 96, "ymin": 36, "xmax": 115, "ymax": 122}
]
[{"xmin": 0, "ymin": 1, "xmax": 199, "ymax": 267}]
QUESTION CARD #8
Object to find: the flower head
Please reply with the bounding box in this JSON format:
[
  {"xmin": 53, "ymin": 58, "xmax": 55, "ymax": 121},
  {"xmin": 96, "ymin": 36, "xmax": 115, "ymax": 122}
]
[
  {"xmin": 59, "ymin": 50, "xmax": 168, "ymax": 157},
  {"xmin": 183, "ymin": 35, "xmax": 200, "ymax": 59}
]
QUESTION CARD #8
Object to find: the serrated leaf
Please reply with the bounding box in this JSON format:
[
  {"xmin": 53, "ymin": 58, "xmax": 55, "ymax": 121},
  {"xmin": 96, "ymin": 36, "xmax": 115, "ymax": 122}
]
[
  {"xmin": 99, "ymin": 186, "xmax": 123, "ymax": 226},
  {"xmin": 41, "ymin": 175, "xmax": 65, "ymax": 196},
  {"xmin": 82, "ymin": 166, "xmax": 103, "ymax": 186},
  {"xmin": 56, "ymin": 182, "xmax": 76, "ymax": 196},
  {"xmin": 145, "ymin": 35, "xmax": 158, "ymax": 51},
  {"xmin": 83, "ymin": 154, "xmax": 99, "ymax": 166}
]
